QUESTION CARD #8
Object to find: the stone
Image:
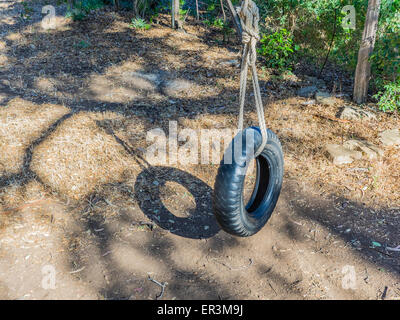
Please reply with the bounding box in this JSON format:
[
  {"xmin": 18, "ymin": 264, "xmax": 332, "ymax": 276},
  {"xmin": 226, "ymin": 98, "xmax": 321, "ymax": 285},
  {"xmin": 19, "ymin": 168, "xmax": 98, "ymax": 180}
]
[
  {"xmin": 163, "ymin": 79, "xmax": 193, "ymax": 96},
  {"xmin": 378, "ymin": 129, "xmax": 400, "ymax": 146},
  {"xmin": 34, "ymin": 78, "xmax": 56, "ymax": 91},
  {"xmin": 0, "ymin": 54, "xmax": 8, "ymax": 65},
  {"xmin": 219, "ymin": 59, "xmax": 240, "ymax": 67},
  {"xmin": 325, "ymin": 144, "xmax": 362, "ymax": 165},
  {"xmin": 315, "ymin": 91, "xmax": 336, "ymax": 105},
  {"xmin": 305, "ymin": 76, "xmax": 326, "ymax": 88},
  {"xmin": 339, "ymin": 106, "xmax": 377, "ymax": 121},
  {"xmin": 343, "ymin": 139, "xmax": 384, "ymax": 160},
  {"xmin": 297, "ymin": 85, "xmax": 318, "ymax": 98},
  {"xmin": 206, "ymin": 71, "xmax": 215, "ymax": 78},
  {"xmin": 122, "ymin": 71, "xmax": 160, "ymax": 87},
  {"xmin": 301, "ymin": 99, "xmax": 316, "ymax": 106}
]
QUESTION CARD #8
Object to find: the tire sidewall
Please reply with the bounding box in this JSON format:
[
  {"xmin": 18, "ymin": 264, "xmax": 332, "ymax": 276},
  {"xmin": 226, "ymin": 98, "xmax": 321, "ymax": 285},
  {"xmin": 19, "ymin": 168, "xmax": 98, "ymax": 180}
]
[{"xmin": 213, "ymin": 127, "xmax": 284, "ymax": 236}]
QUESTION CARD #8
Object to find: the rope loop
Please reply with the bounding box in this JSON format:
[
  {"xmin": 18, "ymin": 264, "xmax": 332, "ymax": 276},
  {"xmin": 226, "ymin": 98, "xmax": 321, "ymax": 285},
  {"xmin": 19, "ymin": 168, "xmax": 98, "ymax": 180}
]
[{"xmin": 236, "ymin": 0, "xmax": 267, "ymax": 157}]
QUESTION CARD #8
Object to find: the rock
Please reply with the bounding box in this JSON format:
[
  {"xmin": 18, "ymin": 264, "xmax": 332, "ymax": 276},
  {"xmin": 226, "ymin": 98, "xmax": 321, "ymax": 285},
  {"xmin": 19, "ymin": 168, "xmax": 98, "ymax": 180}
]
[
  {"xmin": 301, "ymin": 99, "xmax": 316, "ymax": 106},
  {"xmin": 305, "ymin": 76, "xmax": 326, "ymax": 88},
  {"xmin": 343, "ymin": 139, "xmax": 384, "ymax": 160},
  {"xmin": 34, "ymin": 78, "xmax": 55, "ymax": 91},
  {"xmin": 122, "ymin": 71, "xmax": 160, "ymax": 86},
  {"xmin": 339, "ymin": 106, "xmax": 377, "ymax": 121},
  {"xmin": 0, "ymin": 55, "xmax": 8, "ymax": 65},
  {"xmin": 315, "ymin": 91, "xmax": 336, "ymax": 105},
  {"xmin": 219, "ymin": 59, "xmax": 239, "ymax": 67},
  {"xmin": 325, "ymin": 144, "xmax": 362, "ymax": 165},
  {"xmin": 164, "ymin": 79, "xmax": 193, "ymax": 96},
  {"xmin": 379, "ymin": 129, "xmax": 400, "ymax": 146},
  {"xmin": 206, "ymin": 71, "xmax": 215, "ymax": 78},
  {"xmin": 297, "ymin": 85, "xmax": 318, "ymax": 98}
]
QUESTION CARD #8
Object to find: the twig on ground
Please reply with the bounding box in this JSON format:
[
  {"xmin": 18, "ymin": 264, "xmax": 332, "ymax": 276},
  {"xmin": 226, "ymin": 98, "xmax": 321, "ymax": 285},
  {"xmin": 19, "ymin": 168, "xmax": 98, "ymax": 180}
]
[
  {"xmin": 381, "ymin": 286, "xmax": 388, "ymax": 300},
  {"xmin": 69, "ymin": 266, "xmax": 86, "ymax": 274},
  {"xmin": 386, "ymin": 245, "xmax": 400, "ymax": 252},
  {"xmin": 312, "ymin": 114, "xmax": 351, "ymax": 124},
  {"xmin": 268, "ymin": 281, "xmax": 277, "ymax": 295},
  {"xmin": 211, "ymin": 258, "xmax": 253, "ymax": 271},
  {"xmin": 148, "ymin": 275, "xmax": 167, "ymax": 300},
  {"xmin": 365, "ymin": 246, "xmax": 392, "ymax": 257},
  {"xmin": 102, "ymin": 250, "xmax": 113, "ymax": 257}
]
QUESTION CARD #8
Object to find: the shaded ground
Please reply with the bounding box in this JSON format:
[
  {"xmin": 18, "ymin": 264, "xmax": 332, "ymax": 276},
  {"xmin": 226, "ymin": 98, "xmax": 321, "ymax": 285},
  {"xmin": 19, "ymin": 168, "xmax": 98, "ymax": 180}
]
[{"xmin": 0, "ymin": 0, "xmax": 399, "ymax": 300}]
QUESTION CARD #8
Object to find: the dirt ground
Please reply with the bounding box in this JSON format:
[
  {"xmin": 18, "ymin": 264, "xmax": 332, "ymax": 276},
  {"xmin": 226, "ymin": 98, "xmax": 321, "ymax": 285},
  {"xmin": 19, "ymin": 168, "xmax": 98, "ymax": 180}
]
[{"xmin": 0, "ymin": 0, "xmax": 399, "ymax": 300}]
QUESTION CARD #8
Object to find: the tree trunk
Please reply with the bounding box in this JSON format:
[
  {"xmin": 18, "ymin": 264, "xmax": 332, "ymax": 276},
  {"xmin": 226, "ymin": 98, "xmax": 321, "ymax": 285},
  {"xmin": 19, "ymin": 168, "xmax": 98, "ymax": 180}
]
[
  {"xmin": 225, "ymin": 0, "xmax": 242, "ymax": 40},
  {"xmin": 220, "ymin": 0, "xmax": 226, "ymax": 22},
  {"xmin": 353, "ymin": 0, "xmax": 381, "ymax": 104},
  {"xmin": 171, "ymin": 0, "xmax": 180, "ymax": 29},
  {"xmin": 132, "ymin": 0, "xmax": 138, "ymax": 16},
  {"xmin": 67, "ymin": 0, "xmax": 74, "ymax": 10}
]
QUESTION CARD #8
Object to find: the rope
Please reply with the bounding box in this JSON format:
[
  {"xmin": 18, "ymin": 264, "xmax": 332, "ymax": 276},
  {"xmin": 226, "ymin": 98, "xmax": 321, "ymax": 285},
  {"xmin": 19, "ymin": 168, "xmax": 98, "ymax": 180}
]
[{"xmin": 236, "ymin": 0, "xmax": 267, "ymax": 157}]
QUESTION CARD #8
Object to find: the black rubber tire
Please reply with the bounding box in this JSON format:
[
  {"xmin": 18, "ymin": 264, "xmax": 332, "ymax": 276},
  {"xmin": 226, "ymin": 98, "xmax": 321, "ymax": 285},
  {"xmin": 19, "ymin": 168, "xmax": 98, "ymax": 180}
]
[{"xmin": 213, "ymin": 127, "xmax": 284, "ymax": 237}]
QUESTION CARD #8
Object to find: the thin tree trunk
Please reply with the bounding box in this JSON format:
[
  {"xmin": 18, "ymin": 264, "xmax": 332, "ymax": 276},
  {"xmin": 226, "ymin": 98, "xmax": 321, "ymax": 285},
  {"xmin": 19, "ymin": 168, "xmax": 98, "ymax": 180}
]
[
  {"xmin": 196, "ymin": 0, "xmax": 199, "ymax": 20},
  {"xmin": 171, "ymin": 0, "xmax": 175, "ymax": 28},
  {"xmin": 67, "ymin": 0, "xmax": 74, "ymax": 10},
  {"xmin": 225, "ymin": 0, "xmax": 242, "ymax": 40},
  {"xmin": 319, "ymin": 7, "xmax": 337, "ymax": 77},
  {"xmin": 133, "ymin": 0, "xmax": 138, "ymax": 16},
  {"xmin": 113, "ymin": 0, "xmax": 119, "ymax": 11},
  {"xmin": 353, "ymin": 0, "xmax": 381, "ymax": 104},
  {"xmin": 141, "ymin": 0, "xmax": 147, "ymax": 18},
  {"xmin": 220, "ymin": 0, "xmax": 226, "ymax": 22},
  {"xmin": 171, "ymin": 0, "xmax": 180, "ymax": 29}
]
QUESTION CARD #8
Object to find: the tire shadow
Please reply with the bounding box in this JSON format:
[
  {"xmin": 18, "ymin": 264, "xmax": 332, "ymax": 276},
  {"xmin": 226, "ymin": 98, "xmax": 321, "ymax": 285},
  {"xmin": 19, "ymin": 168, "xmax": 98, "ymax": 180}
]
[{"xmin": 135, "ymin": 166, "xmax": 220, "ymax": 239}]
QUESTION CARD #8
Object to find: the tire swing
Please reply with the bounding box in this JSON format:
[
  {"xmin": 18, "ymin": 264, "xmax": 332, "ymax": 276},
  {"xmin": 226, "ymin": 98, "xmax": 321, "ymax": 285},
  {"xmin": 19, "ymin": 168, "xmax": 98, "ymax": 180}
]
[{"xmin": 213, "ymin": 0, "xmax": 284, "ymax": 237}]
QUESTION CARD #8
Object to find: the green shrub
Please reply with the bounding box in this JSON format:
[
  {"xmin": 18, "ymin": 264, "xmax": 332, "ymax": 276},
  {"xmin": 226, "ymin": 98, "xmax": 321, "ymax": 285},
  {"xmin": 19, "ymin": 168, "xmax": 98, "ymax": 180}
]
[
  {"xmin": 66, "ymin": 0, "xmax": 104, "ymax": 21},
  {"xmin": 74, "ymin": 40, "xmax": 91, "ymax": 49},
  {"xmin": 21, "ymin": 1, "xmax": 33, "ymax": 20},
  {"xmin": 257, "ymin": 28, "xmax": 298, "ymax": 70},
  {"xmin": 129, "ymin": 18, "xmax": 151, "ymax": 30},
  {"xmin": 373, "ymin": 80, "xmax": 400, "ymax": 112}
]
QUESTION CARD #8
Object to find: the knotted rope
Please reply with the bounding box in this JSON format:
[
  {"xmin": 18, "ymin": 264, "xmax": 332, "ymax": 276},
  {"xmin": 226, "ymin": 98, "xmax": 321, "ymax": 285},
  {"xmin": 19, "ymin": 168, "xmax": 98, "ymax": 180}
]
[{"xmin": 236, "ymin": 0, "xmax": 267, "ymax": 157}]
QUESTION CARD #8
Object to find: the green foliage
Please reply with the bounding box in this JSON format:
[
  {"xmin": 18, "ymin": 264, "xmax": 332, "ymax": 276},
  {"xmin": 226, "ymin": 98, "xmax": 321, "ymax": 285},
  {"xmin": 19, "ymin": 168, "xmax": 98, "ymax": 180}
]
[
  {"xmin": 251, "ymin": 0, "xmax": 399, "ymax": 107},
  {"xmin": 179, "ymin": 0, "xmax": 188, "ymax": 18},
  {"xmin": 21, "ymin": 1, "xmax": 33, "ymax": 20},
  {"xmin": 372, "ymin": 1, "xmax": 400, "ymax": 87},
  {"xmin": 212, "ymin": 18, "xmax": 224, "ymax": 28},
  {"xmin": 373, "ymin": 80, "xmax": 400, "ymax": 112},
  {"xmin": 129, "ymin": 18, "xmax": 151, "ymax": 30},
  {"xmin": 66, "ymin": 0, "xmax": 105, "ymax": 21},
  {"xmin": 74, "ymin": 40, "xmax": 91, "ymax": 49},
  {"xmin": 206, "ymin": 17, "xmax": 234, "ymax": 42},
  {"xmin": 258, "ymin": 29, "xmax": 297, "ymax": 70}
]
